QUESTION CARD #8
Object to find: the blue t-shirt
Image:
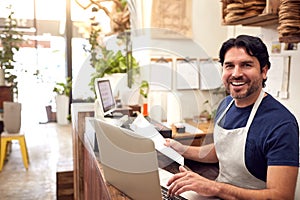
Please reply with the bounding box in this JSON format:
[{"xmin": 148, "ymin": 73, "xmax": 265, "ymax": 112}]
[{"xmin": 214, "ymin": 94, "xmax": 299, "ymax": 182}]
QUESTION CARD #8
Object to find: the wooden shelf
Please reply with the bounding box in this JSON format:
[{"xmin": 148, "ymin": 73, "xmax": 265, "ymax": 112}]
[
  {"xmin": 221, "ymin": 0, "xmax": 280, "ymax": 26},
  {"xmin": 279, "ymin": 36, "xmax": 300, "ymax": 44},
  {"xmin": 223, "ymin": 13, "xmax": 278, "ymax": 27}
]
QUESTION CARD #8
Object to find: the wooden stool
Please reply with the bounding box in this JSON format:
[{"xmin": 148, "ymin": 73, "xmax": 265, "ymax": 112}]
[{"xmin": 0, "ymin": 131, "xmax": 29, "ymax": 171}]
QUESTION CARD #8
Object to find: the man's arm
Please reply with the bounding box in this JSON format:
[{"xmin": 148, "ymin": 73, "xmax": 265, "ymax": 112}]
[
  {"xmin": 167, "ymin": 165, "xmax": 298, "ymax": 200},
  {"xmin": 165, "ymin": 139, "xmax": 218, "ymax": 163}
]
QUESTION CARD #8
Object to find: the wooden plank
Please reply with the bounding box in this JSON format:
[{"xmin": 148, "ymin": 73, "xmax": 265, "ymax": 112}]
[
  {"xmin": 56, "ymin": 170, "xmax": 74, "ymax": 200},
  {"xmin": 72, "ymin": 109, "xmax": 94, "ymax": 200},
  {"xmin": 223, "ymin": 13, "xmax": 278, "ymax": 26},
  {"xmin": 279, "ymin": 36, "xmax": 300, "ymax": 44}
]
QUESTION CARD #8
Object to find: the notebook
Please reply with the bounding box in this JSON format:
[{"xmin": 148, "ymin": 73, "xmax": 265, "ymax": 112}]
[{"xmin": 93, "ymin": 118, "xmax": 213, "ymax": 200}]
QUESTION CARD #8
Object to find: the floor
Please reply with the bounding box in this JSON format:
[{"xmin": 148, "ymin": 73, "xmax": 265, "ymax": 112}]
[{"xmin": 0, "ymin": 122, "xmax": 72, "ymax": 200}]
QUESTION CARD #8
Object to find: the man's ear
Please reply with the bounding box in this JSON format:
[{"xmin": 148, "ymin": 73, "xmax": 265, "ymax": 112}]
[{"xmin": 261, "ymin": 65, "xmax": 268, "ymax": 79}]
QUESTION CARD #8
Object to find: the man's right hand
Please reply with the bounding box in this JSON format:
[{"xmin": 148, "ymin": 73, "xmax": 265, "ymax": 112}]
[{"xmin": 164, "ymin": 138, "xmax": 187, "ymax": 155}]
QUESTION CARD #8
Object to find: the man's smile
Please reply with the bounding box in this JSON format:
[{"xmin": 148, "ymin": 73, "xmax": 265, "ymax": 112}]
[{"xmin": 231, "ymin": 81, "xmax": 246, "ymax": 86}]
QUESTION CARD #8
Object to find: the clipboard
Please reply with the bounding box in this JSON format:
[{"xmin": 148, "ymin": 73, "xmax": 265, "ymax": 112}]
[
  {"xmin": 176, "ymin": 58, "xmax": 199, "ymax": 90},
  {"xmin": 149, "ymin": 57, "xmax": 173, "ymax": 91},
  {"xmin": 265, "ymin": 56, "xmax": 291, "ymax": 99},
  {"xmin": 199, "ymin": 58, "xmax": 222, "ymax": 90}
]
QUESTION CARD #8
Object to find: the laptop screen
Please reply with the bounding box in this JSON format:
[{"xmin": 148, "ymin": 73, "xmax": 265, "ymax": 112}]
[{"xmin": 94, "ymin": 79, "xmax": 116, "ymax": 116}]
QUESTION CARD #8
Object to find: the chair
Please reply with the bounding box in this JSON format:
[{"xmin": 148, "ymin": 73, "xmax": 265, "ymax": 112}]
[{"xmin": 0, "ymin": 102, "xmax": 29, "ymax": 171}]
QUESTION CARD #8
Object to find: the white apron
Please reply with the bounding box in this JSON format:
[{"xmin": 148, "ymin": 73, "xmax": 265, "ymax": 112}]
[{"xmin": 214, "ymin": 90, "xmax": 266, "ymax": 189}]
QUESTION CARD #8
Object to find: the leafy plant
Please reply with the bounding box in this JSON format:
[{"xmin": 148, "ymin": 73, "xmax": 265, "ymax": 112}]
[
  {"xmin": 201, "ymin": 86, "xmax": 226, "ymax": 120},
  {"xmin": 86, "ymin": 25, "xmax": 139, "ymax": 97},
  {"xmin": 53, "ymin": 77, "xmax": 72, "ymax": 96},
  {"xmin": 139, "ymin": 80, "xmax": 149, "ymax": 99},
  {"xmin": 0, "ymin": 5, "xmax": 24, "ymax": 92}
]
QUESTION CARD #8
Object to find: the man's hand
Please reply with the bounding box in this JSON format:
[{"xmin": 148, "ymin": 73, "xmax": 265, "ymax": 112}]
[
  {"xmin": 164, "ymin": 138, "xmax": 187, "ymax": 154},
  {"xmin": 167, "ymin": 166, "xmax": 218, "ymax": 197}
]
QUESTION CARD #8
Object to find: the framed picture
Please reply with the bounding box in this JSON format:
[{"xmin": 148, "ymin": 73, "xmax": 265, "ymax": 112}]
[{"xmin": 151, "ymin": 0, "xmax": 193, "ymax": 39}]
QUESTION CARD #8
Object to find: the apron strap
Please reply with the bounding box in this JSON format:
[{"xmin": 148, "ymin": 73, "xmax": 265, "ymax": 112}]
[{"xmin": 244, "ymin": 90, "xmax": 265, "ymax": 131}]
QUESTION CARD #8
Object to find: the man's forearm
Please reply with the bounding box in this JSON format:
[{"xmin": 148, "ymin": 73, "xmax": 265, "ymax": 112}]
[
  {"xmin": 214, "ymin": 182, "xmax": 295, "ymax": 200},
  {"xmin": 182, "ymin": 143, "xmax": 218, "ymax": 163}
]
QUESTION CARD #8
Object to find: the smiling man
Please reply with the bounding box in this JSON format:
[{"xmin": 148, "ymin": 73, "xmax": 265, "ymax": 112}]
[{"xmin": 166, "ymin": 35, "xmax": 299, "ymax": 199}]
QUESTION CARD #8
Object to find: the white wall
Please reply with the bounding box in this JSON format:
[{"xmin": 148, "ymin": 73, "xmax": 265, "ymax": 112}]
[
  {"xmin": 130, "ymin": 0, "xmax": 228, "ymax": 122},
  {"xmin": 192, "ymin": 0, "xmax": 227, "ymax": 58},
  {"xmin": 75, "ymin": 0, "xmax": 300, "ymax": 125}
]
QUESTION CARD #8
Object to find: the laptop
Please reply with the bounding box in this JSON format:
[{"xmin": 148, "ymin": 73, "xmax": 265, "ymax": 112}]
[{"xmin": 93, "ymin": 118, "xmax": 215, "ymax": 200}]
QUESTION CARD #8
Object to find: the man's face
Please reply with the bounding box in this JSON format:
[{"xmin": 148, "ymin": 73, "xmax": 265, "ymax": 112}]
[{"xmin": 222, "ymin": 47, "xmax": 268, "ymax": 105}]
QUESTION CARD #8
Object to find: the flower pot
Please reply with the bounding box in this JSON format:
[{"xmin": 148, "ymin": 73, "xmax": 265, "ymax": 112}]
[
  {"xmin": 55, "ymin": 95, "xmax": 69, "ymax": 125},
  {"xmin": 3, "ymin": 102, "xmax": 21, "ymax": 133}
]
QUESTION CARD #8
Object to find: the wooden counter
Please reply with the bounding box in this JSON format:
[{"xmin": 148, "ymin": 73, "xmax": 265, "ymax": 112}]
[
  {"xmin": 72, "ymin": 103, "xmax": 218, "ymax": 200},
  {"xmin": 172, "ymin": 119, "xmax": 214, "ymax": 146}
]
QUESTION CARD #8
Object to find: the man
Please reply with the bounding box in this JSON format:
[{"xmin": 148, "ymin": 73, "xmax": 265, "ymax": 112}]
[{"xmin": 166, "ymin": 35, "xmax": 299, "ymax": 199}]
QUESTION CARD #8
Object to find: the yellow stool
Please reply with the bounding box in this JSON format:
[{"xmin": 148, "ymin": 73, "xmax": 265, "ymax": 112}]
[{"xmin": 0, "ymin": 131, "xmax": 29, "ymax": 171}]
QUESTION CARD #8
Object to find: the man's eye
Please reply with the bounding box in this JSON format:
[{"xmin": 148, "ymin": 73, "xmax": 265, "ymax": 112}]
[
  {"xmin": 243, "ymin": 63, "xmax": 252, "ymax": 68},
  {"xmin": 224, "ymin": 65, "xmax": 233, "ymax": 69}
]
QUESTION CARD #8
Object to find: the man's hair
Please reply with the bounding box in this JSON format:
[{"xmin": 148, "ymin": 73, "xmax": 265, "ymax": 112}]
[{"xmin": 219, "ymin": 35, "xmax": 271, "ymax": 87}]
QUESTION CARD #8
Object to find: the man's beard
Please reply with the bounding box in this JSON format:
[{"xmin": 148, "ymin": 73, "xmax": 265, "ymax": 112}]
[{"xmin": 226, "ymin": 78, "xmax": 261, "ymax": 99}]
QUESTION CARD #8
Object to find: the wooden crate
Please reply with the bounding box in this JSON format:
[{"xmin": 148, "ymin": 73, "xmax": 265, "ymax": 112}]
[{"xmin": 56, "ymin": 161, "xmax": 74, "ymax": 200}]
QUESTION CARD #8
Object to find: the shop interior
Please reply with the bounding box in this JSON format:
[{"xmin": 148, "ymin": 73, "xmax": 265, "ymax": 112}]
[{"xmin": 0, "ymin": 0, "xmax": 299, "ymax": 199}]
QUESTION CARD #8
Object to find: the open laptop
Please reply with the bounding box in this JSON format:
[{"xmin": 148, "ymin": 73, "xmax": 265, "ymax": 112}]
[{"xmin": 93, "ymin": 118, "xmax": 215, "ymax": 200}]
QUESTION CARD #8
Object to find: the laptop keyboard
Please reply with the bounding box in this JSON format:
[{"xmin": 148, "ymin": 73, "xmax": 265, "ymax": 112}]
[{"xmin": 161, "ymin": 186, "xmax": 187, "ymax": 200}]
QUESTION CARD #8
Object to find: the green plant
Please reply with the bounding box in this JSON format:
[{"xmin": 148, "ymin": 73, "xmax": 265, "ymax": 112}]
[
  {"xmin": 201, "ymin": 86, "xmax": 227, "ymax": 120},
  {"xmin": 53, "ymin": 77, "xmax": 72, "ymax": 96},
  {"xmin": 0, "ymin": 5, "xmax": 24, "ymax": 92},
  {"xmin": 86, "ymin": 25, "xmax": 139, "ymax": 97},
  {"xmin": 139, "ymin": 80, "xmax": 149, "ymax": 99}
]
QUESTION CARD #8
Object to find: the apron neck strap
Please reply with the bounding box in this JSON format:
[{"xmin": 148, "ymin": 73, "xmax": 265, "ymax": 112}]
[
  {"xmin": 216, "ymin": 90, "xmax": 265, "ymax": 127},
  {"xmin": 244, "ymin": 90, "xmax": 265, "ymax": 130}
]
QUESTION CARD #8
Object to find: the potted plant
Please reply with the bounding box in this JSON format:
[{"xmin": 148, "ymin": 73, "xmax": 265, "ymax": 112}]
[
  {"xmin": 86, "ymin": 19, "xmax": 139, "ymax": 98},
  {"xmin": 53, "ymin": 77, "xmax": 72, "ymax": 125},
  {"xmin": 83, "ymin": 0, "xmax": 139, "ymax": 97},
  {"xmin": 0, "ymin": 6, "xmax": 24, "ymax": 94}
]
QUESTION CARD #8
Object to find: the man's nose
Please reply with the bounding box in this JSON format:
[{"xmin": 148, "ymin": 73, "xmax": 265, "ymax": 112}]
[{"xmin": 232, "ymin": 66, "xmax": 242, "ymax": 77}]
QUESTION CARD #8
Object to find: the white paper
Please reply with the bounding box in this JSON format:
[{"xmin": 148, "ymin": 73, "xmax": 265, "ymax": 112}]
[
  {"xmin": 150, "ymin": 62, "xmax": 172, "ymax": 91},
  {"xmin": 130, "ymin": 114, "xmax": 184, "ymax": 166},
  {"xmin": 265, "ymin": 56, "xmax": 285, "ymax": 97},
  {"xmin": 199, "ymin": 60, "xmax": 222, "ymax": 90},
  {"xmin": 176, "ymin": 60, "xmax": 199, "ymax": 90}
]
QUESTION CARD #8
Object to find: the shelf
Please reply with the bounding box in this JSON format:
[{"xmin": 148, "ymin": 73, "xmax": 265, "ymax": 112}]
[
  {"xmin": 279, "ymin": 36, "xmax": 300, "ymax": 44},
  {"xmin": 223, "ymin": 13, "xmax": 278, "ymax": 27}
]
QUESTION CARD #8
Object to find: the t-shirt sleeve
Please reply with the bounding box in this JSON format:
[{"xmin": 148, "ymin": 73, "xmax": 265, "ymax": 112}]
[{"xmin": 265, "ymin": 121, "xmax": 299, "ymax": 167}]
